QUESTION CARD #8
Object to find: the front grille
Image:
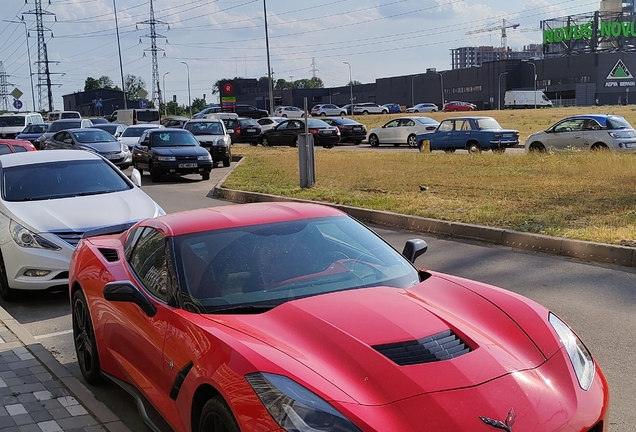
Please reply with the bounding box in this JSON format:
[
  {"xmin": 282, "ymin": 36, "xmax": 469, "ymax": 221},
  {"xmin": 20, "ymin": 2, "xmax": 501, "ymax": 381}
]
[
  {"xmin": 52, "ymin": 231, "xmax": 85, "ymax": 247},
  {"xmin": 98, "ymin": 248, "xmax": 119, "ymax": 262},
  {"xmin": 373, "ymin": 330, "xmax": 471, "ymax": 366},
  {"xmin": 176, "ymin": 155, "xmax": 199, "ymax": 162}
]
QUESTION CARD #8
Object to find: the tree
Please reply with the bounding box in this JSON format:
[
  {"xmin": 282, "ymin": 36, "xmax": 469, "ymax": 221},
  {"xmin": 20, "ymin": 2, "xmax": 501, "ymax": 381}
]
[
  {"xmin": 348, "ymin": 80, "xmax": 362, "ymax": 86},
  {"xmin": 191, "ymin": 98, "xmax": 207, "ymax": 114},
  {"xmin": 124, "ymin": 74, "xmax": 147, "ymax": 100},
  {"xmin": 84, "ymin": 77, "xmax": 100, "ymax": 91},
  {"xmin": 97, "ymin": 75, "xmax": 117, "ymax": 90}
]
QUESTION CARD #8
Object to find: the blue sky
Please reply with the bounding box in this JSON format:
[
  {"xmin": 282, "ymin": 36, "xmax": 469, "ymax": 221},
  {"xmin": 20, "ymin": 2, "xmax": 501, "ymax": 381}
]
[{"xmin": 0, "ymin": 0, "xmax": 600, "ymax": 111}]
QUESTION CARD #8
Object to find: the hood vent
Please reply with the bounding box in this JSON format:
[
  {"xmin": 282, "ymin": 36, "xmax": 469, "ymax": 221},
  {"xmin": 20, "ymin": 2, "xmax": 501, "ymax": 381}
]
[
  {"xmin": 98, "ymin": 248, "xmax": 119, "ymax": 262},
  {"xmin": 373, "ymin": 330, "xmax": 471, "ymax": 366},
  {"xmin": 52, "ymin": 231, "xmax": 84, "ymax": 247}
]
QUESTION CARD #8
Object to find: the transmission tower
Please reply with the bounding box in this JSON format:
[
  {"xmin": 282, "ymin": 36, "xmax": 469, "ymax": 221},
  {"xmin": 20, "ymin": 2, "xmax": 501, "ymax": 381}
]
[
  {"xmin": 24, "ymin": 0, "xmax": 56, "ymax": 112},
  {"xmin": 309, "ymin": 57, "xmax": 319, "ymax": 78},
  {"xmin": 138, "ymin": 0, "xmax": 168, "ymax": 108},
  {"xmin": 0, "ymin": 62, "xmax": 11, "ymax": 112}
]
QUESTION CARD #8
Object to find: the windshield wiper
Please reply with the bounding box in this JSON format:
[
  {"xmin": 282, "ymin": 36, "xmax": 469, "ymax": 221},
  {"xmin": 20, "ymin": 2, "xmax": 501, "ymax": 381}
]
[
  {"xmin": 74, "ymin": 190, "xmax": 111, "ymax": 197},
  {"xmin": 211, "ymin": 304, "xmax": 278, "ymax": 314}
]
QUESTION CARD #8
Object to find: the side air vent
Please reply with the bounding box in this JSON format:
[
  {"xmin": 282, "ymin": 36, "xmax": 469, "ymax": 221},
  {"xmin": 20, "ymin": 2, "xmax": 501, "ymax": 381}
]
[
  {"xmin": 98, "ymin": 248, "xmax": 119, "ymax": 262},
  {"xmin": 373, "ymin": 330, "xmax": 471, "ymax": 366}
]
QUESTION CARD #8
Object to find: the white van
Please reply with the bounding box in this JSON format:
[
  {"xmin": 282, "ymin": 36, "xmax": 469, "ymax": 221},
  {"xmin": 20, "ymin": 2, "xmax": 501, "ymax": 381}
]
[
  {"xmin": 504, "ymin": 90, "xmax": 552, "ymax": 109},
  {"xmin": 108, "ymin": 109, "xmax": 160, "ymax": 126},
  {"xmin": 0, "ymin": 112, "xmax": 45, "ymax": 139},
  {"xmin": 47, "ymin": 111, "xmax": 81, "ymax": 122}
]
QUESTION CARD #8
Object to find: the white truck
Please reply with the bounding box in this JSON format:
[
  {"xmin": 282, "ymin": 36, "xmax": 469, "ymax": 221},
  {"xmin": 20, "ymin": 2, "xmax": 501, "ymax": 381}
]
[{"xmin": 504, "ymin": 90, "xmax": 552, "ymax": 109}]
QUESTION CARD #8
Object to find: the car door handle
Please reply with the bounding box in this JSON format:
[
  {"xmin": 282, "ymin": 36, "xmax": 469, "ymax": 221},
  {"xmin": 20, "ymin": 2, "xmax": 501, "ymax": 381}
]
[{"xmin": 573, "ymin": 135, "xmax": 581, "ymax": 139}]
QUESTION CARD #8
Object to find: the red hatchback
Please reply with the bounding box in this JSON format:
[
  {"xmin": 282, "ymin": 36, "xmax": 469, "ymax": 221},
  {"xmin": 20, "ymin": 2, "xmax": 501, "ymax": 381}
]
[
  {"xmin": 443, "ymin": 101, "xmax": 477, "ymax": 112},
  {"xmin": 0, "ymin": 139, "xmax": 37, "ymax": 154}
]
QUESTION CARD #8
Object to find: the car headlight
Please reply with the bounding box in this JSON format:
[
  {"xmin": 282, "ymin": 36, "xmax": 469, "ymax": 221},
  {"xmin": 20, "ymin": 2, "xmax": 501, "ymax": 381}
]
[
  {"xmin": 549, "ymin": 313, "xmax": 595, "ymax": 390},
  {"xmin": 246, "ymin": 373, "xmax": 362, "ymax": 432},
  {"xmin": 156, "ymin": 156, "xmax": 175, "ymax": 161},
  {"xmin": 121, "ymin": 142, "xmax": 129, "ymax": 153},
  {"xmin": 198, "ymin": 154, "xmax": 211, "ymax": 161},
  {"xmin": 10, "ymin": 220, "xmax": 61, "ymax": 250}
]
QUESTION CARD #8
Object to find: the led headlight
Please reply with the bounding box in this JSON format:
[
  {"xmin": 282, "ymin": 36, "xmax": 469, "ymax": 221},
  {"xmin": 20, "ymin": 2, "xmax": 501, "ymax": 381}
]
[
  {"xmin": 549, "ymin": 313, "xmax": 595, "ymax": 390},
  {"xmin": 246, "ymin": 373, "xmax": 362, "ymax": 432},
  {"xmin": 157, "ymin": 156, "xmax": 175, "ymax": 161},
  {"xmin": 10, "ymin": 221, "xmax": 61, "ymax": 250}
]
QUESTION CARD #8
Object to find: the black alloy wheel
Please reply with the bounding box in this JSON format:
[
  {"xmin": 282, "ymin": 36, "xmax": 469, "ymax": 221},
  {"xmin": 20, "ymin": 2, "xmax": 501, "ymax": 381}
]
[
  {"xmin": 73, "ymin": 290, "xmax": 103, "ymax": 385},
  {"xmin": 199, "ymin": 397, "xmax": 240, "ymax": 432}
]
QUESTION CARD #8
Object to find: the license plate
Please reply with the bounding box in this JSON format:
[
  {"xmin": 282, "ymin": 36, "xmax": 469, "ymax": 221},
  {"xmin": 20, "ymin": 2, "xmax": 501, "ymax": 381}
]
[
  {"xmin": 178, "ymin": 163, "xmax": 197, "ymax": 168},
  {"xmin": 323, "ymin": 130, "xmax": 334, "ymax": 134},
  {"xmin": 625, "ymin": 142, "xmax": 636, "ymax": 148},
  {"xmin": 353, "ymin": 127, "xmax": 362, "ymax": 131},
  {"xmin": 503, "ymin": 134, "xmax": 512, "ymax": 137},
  {"xmin": 247, "ymin": 128, "xmax": 256, "ymax": 133},
  {"xmin": 105, "ymin": 154, "xmax": 120, "ymax": 159}
]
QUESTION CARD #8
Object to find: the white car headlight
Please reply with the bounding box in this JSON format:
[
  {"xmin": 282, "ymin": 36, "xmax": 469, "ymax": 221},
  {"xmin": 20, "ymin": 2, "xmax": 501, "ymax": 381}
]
[
  {"xmin": 549, "ymin": 313, "xmax": 595, "ymax": 390},
  {"xmin": 198, "ymin": 154, "xmax": 212, "ymax": 161},
  {"xmin": 10, "ymin": 220, "xmax": 61, "ymax": 250},
  {"xmin": 157, "ymin": 156, "xmax": 175, "ymax": 161},
  {"xmin": 246, "ymin": 373, "xmax": 362, "ymax": 432}
]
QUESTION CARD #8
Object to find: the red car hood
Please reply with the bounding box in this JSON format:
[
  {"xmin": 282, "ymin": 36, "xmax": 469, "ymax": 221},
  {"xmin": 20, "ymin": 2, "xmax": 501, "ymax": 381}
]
[{"xmin": 203, "ymin": 275, "xmax": 546, "ymax": 405}]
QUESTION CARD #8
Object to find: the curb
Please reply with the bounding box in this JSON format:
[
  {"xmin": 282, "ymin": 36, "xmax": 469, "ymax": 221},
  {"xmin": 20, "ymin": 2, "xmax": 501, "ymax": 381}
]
[{"xmin": 0, "ymin": 306, "xmax": 131, "ymax": 432}]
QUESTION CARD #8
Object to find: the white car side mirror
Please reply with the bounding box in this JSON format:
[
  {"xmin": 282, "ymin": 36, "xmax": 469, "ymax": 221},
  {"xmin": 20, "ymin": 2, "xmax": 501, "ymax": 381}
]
[{"xmin": 131, "ymin": 169, "xmax": 142, "ymax": 187}]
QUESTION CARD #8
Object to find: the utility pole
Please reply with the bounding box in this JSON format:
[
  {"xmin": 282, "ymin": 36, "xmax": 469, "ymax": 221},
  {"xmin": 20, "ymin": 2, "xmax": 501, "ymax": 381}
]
[
  {"xmin": 0, "ymin": 62, "xmax": 12, "ymax": 112},
  {"xmin": 309, "ymin": 57, "xmax": 319, "ymax": 79},
  {"xmin": 138, "ymin": 0, "xmax": 168, "ymax": 109}
]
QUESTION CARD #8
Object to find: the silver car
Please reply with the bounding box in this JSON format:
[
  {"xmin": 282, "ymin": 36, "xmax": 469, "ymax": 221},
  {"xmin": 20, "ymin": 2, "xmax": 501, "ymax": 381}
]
[{"xmin": 525, "ymin": 115, "xmax": 636, "ymax": 152}]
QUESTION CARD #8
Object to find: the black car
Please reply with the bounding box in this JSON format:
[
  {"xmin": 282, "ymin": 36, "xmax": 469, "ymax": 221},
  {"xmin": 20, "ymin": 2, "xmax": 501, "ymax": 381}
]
[
  {"xmin": 42, "ymin": 128, "xmax": 132, "ymax": 169},
  {"xmin": 259, "ymin": 118, "xmax": 340, "ymax": 148},
  {"xmin": 235, "ymin": 104, "xmax": 269, "ymax": 119},
  {"xmin": 223, "ymin": 117, "xmax": 262, "ymax": 145},
  {"xmin": 321, "ymin": 117, "xmax": 367, "ymax": 145},
  {"xmin": 133, "ymin": 128, "xmax": 213, "ymax": 182}
]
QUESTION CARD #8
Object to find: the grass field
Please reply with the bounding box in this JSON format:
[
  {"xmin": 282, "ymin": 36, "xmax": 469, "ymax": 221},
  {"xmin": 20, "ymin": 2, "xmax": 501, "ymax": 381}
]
[{"xmin": 224, "ymin": 106, "xmax": 636, "ymax": 246}]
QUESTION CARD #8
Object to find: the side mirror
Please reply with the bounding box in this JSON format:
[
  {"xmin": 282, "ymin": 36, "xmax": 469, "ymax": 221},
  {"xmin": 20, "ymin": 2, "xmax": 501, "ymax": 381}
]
[
  {"xmin": 130, "ymin": 169, "xmax": 142, "ymax": 187},
  {"xmin": 103, "ymin": 281, "xmax": 156, "ymax": 317},
  {"xmin": 227, "ymin": 129, "xmax": 234, "ymax": 134},
  {"xmin": 402, "ymin": 239, "xmax": 428, "ymax": 263}
]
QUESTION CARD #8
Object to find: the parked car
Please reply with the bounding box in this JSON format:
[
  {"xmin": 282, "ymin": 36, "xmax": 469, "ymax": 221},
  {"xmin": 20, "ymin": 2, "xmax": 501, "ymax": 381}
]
[
  {"xmin": 47, "ymin": 111, "xmax": 81, "ymax": 122},
  {"xmin": 183, "ymin": 118, "xmax": 232, "ymax": 167},
  {"xmin": 382, "ymin": 103, "xmax": 402, "ymax": 113},
  {"xmin": 260, "ymin": 118, "xmax": 340, "ymax": 148},
  {"xmin": 368, "ymin": 116, "xmax": 440, "ymax": 147},
  {"xmin": 16, "ymin": 123, "xmax": 49, "ymax": 146},
  {"xmin": 273, "ymin": 106, "xmax": 306, "ymax": 118},
  {"xmin": 69, "ymin": 201, "xmax": 609, "ymax": 432},
  {"xmin": 0, "ymin": 149, "xmax": 164, "ymax": 301},
  {"xmin": 256, "ymin": 116, "xmax": 286, "ymax": 132},
  {"xmin": 406, "ymin": 103, "xmax": 439, "ymax": 113},
  {"xmin": 90, "ymin": 123, "xmax": 127, "ymax": 139},
  {"xmin": 525, "ymin": 114, "xmax": 636, "ymax": 152},
  {"xmin": 443, "ymin": 101, "xmax": 476, "ymax": 112},
  {"xmin": 192, "ymin": 105, "xmax": 221, "ymax": 119},
  {"xmin": 37, "ymin": 118, "xmax": 94, "ymax": 149},
  {"xmin": 321, "ymin": 117, "xmax": 367, "ymax": 144},
  {"xmin": 42, "ymin": 128, "xmax": 132, "ymax": 169},
  {"xmin": 162, "ymin": 116, "xmax": 191, "ymax": 128},
  {"xmin": 417, "ymin": 116, "xmax": 519, "ymax": 153},
  {"xmin": 108, "ymin": 109, "xmax": 160, "ymax": 126},
  {"xmin": 235, "ymin": 104, "xmax": 269, "ymax": 119},
  {"xmin": 353, "ymin": 102, "xmax": 389, "ymax": 115},
  {"xmin": 133, "ymin": 128, "xmax": 213, "ymax": 182},
  {"xmin": 0, "ymin": 112, "xmax": 45, "ymax": 139},
  {"xmin": 119, "ymin": 124, "xmax": 162, "ymax": 150},
  {"xmin": 310, "ymin": 104, "xmax": 346, "ymax": 117},
  {"xmin": 89, "ymin": 118, "xmax": 109, "ymax": 124},
  {"xmin": 0, "ymin": 139, "xmax": 37, "ymax": 154},
  {"xmin": 223, "ymin": 117, "xmax": 262, "ymax": 145}
]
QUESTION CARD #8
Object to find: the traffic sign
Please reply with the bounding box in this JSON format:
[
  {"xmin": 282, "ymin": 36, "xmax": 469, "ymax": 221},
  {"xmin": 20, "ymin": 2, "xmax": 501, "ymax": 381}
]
[
  {"xmin": 95, "ymin": 98, "xmax": 103, "ymax": 108},
  {"xmin": 11, "ymin": 88, "xmax": 23, "ymax": 100},
  {"xmin": 139, "ymin": 99, "xmax": 148, "ymax": 109},
  {"xmin": 13, "ymin": 99, "xmax": 23, "ymax": 110}
]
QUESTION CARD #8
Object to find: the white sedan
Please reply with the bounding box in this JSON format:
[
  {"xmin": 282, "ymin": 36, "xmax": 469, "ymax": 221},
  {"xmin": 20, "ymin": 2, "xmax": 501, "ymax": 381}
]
[
  {"xmin": 367, "ymin": 116, "xmax": 439, "ymax": 147},
  {"xmin": 119, "ymin": 124, "xmax": 162, "ymax": 150},
  {"xmin": 273, "ymin": 106, "xmax": 306, "ymax": 118},
  {"xmin": 0, "ymin": 150, "xmax": 164, "ymax": 301},
  {"xmin": 257, "ymin": 117, "xmax": 286, "ymax": 132}
]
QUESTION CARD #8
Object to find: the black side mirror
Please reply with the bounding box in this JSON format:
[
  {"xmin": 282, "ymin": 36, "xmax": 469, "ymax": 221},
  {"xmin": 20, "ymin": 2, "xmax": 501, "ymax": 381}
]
[
  {"xmin": 103, "ymin": 281, "xmax": 157, "ymax": 317},
  {"xmin": 402, "ymin": 239, "xmax": 428, "ymax": 263}
]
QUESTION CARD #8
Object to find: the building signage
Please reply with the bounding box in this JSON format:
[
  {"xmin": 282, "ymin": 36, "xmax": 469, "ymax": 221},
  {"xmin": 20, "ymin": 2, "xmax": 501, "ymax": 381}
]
[
  {"xmin": 544, "ymin": 20, "xmax": 636, "ymax": 44},
  {"xmin": 605, "ymin": 59, "xmax": 635, "ymax": 87}
]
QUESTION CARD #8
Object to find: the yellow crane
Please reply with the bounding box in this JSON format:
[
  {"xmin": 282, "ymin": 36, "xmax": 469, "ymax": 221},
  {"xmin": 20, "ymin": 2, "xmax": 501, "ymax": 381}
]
[{"xmin": 465, "ymin": 19, "xmax": 521, "ymax": 53}]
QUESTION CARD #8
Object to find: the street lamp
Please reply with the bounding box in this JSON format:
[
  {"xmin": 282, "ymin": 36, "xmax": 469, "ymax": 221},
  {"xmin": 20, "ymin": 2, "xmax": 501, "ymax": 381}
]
[
  {"xmin": 498, "ymin": 71, "xmax": 508, "ymax": 110},
  {"xmin": 263, "ymin": 0, "xmax": 274, "ymax": 115},
  {"xmin": 181, "ymin": 61, "xmax": 192, "ymax": 118},
  {"xmin": 524, "ymin": 60, "xmax": 537, "ymax": 109},
  {"xmin": 162, "ymin": 71, "xmax": 169, "ymax": 117},
  {"xmin": 436, "ymin": 71, "xmax": 447, "ymax": 109},
  {"xmin": 343, "ymin": 61, "xmax": 352, "ymax": 115},
  {"xmin": 4, "ymin": 17, "xmax": 36, "ymax": 112},
  {"xmin": 113, "ymin": 0, "xmax": 127, "ymax": 109},
  {"xmin": 411, "ymin": 74, "xmax": 420, "ymax": 107}
]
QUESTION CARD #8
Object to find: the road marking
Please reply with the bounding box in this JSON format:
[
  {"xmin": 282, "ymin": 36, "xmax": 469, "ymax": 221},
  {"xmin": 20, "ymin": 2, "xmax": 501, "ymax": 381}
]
[{"xmin": 34, "ymin": 329, "xmax": 73, "ymax": 340}]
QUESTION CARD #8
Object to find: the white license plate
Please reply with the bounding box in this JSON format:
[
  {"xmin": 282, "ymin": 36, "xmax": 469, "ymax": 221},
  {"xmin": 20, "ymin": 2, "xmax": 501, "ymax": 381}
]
[
  {"xmin": 353, "ymin": 127, "xmax": 362, "ymax": 131},
  {"xmin": 323, "ymin": 130, "xmax": 334, "ymax": 134},
  {"xmin": 179, "ymin": 163, "xmax": 198, "ymax": 168},
  {"xmin": 105, "ymin": 154, "xmax": 120, "ymax": 159},
  {"xmin": 247, "ymin": 128, "xmax": 256, "ymax": 133}
]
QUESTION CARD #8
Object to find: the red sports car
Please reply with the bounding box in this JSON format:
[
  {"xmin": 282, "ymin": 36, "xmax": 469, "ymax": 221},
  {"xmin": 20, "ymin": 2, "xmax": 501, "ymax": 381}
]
[{"xmin": 69, "ymin": 202, "xmax": 609, "ymax": 432}]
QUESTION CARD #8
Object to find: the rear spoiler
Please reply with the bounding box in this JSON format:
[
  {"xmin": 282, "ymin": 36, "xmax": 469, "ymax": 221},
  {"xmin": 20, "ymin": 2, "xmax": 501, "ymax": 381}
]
[{"xmin": 82, "ymin": 221, "xmax": 138, "ymax": 239}]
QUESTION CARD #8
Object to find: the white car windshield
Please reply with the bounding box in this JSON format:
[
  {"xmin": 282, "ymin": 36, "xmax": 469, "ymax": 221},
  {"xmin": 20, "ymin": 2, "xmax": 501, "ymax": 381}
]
[{"xmin": 184, "ymin": 122, "xmax": 224, "ymax": 136}]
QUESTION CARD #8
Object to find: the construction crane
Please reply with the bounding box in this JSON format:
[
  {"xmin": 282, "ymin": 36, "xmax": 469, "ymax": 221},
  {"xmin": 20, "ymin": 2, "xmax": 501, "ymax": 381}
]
[{"xmin": 465, "ymin": 19, "xmax": 521, "ymax": 52}]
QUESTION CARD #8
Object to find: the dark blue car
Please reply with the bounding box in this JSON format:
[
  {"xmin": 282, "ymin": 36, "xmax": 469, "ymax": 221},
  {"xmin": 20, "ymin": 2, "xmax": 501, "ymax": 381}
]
[
  {"xmin": 382, "ymin": 103, "xmax": 402, "ymax": 114},
  {"xmin": 15, "ymin": 123, "xmax": 48, "ymax": 147},
  {"xmin": 416, "ymin": 116, "xmax": 519, "ymax": 153}
]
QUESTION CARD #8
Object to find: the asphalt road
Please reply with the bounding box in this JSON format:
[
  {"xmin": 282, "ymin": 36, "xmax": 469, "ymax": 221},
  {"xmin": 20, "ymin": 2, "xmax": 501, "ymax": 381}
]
[{"xmin": 1, "ymin": 156, "xmax": 634, "ymax": 431}]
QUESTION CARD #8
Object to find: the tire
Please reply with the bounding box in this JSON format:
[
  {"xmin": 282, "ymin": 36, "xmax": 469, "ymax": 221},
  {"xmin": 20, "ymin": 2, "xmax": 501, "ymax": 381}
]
[
  {"xmin": 150, "ymin": 165, "xmax": 161, "ymax": 182},
  {"xmin": 362, "ymin": 110, "xmax": 369, "ymax": 115},
  {"xmin": 292, "ymin": 136, "xmax": 299, "ymax": 147},
  {"xmin": 353, "ymin": 140, "xmax": 361, "ymax": 145},
  {"xmin": 0, "ymin": 253, "xmax": 18, "ymax": 302},
  {"xmin": 320, "ymin": 112, "xmax": 327, "ymax": 117},
  {"xmin": 369, "ymin": 134, "xmax": 379, "ymax": 147},
  {"xmin": 591, "ymin": 143, "xmax": 609, "ymax": 151},
  {"xmin": 261, "ymin": 137, "xmax": 269, "ymax": 147},
  {"xmin": 199, "ymin": 397, "xmax": 240, "ymax": 432},
  {"xmin": 467, "ymin": 142, "xmax": 481, "ymax": 154},
  {"xmin": 528, "ymin": 142, "xmax": 546, "ymax": 153},
  {"xmin": 443, "ymin": 149, "xmax": 456, "ymax": 153},
  {"xmin": 223, "ymin": 156, "xmax": 231, "ymax": 167},
  {"xmin": 282, "ymin": 114, "xmax": 287, "ymax": 118},
  {"xmin": 382, "ymin": 110, "xmax": 388, "ymax": 114},
  {"xmin": 492, "ymin": 148, "xmax": 506, "ymax": 154},
  {"xmin": 340, "ymin": 112, "xmax": 345, "ymax": 117},
  {"xmin": 407, "ymin": 134, "xmax": 417, "ymax": 147},
  {"xmin": 201, "ymin": 172, "xmax": 210, "ymax": 180},
  {"xmin": 72, "ymin": 290, "xmax": 103, "ymax": 385},
  {"xmin": 453, "ymin": 108, "xmax": 458, "ymax": 112}
]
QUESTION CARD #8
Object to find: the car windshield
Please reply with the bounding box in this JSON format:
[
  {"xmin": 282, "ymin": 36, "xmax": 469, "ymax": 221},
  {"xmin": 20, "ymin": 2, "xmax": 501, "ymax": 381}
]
[
  {"xmin": 2, "ymin": 159, "xmax": 131, "ymax": 202},
  {"xmin": 23, "ymin": 124, "xmax": 49, "ymax": 133},
  {"xmin": 49, "ymin": 121, "xmax": 81, "ymax": 132},
  {"xmin": 0, "ymin": 116, "xmax": 26, "ymax": 127},
  {"xmin": 122, "ymin": 127, "xmax": 154, "ymax": 138},
  {"xmin": 415, "ymin": 118, "xmax": 439, "ymax": 125},
  {"xmin": 475, "ymin": 118, "xmax": 503, "ymax": 129},
  {"xmin": 91, "ymin": 125, "xmax": 119, "ymax": 134},
  {"xmin": 150, "ymin": 131, "xmax": 198, "ymax": 147},
  {"xmin": 174, "ymin": 215, "xmax": 420, "ymax": 314},
  {"xmin": 606, "ymin": 116, "xmax": 633, "ymax": 130},
  {"xmin": 184, "ymin": 122, "xmax": 224, "ymax": 135},
  {"xmin": 137, "ymin": 111, "xmax": 160, "ymax": 123},
  {"xmin": 239, "ymin": 119, "xmax": 259, "ymax": 127},
  {"xmin": 73, "ymin": 130, "xmax": 117, "ymax": 143}
]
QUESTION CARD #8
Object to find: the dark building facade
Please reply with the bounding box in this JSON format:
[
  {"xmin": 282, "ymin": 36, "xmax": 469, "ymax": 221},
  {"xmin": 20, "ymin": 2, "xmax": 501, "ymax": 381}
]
[{"xmin": 62, "ymin": 89, "xmax": 146, "ymax": 117}]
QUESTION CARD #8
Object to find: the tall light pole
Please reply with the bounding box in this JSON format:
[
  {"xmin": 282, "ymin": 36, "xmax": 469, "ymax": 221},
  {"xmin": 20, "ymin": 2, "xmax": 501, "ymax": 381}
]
[
  {"xmin": 263, "ymin": 0, "xmax": 274, "ymax": 115},
  {"xmin": 113, "ymin": 0, "xmax": 127, "ymax": 109},
  {"xmin": 525, "ymin": 60, "xmax": 537, "ymax": 109},
  {"xmin": 4, "ymin": 18, "xmax": 36, "ymax": 112},
  {"xmin": 343, "ymin": 61, "xmax": 352, "ymax": 115},
  {"xmin": 181, "ymin": 61, "xmax": 192, "ymax": 118},
  {"xmin": 411, "ymin": 74, "xmax": 420, "ymax": 107},
  {"xmin": 498, "ymin": 71, "xmax": 508, "ymax": 110},
  {"xmin": 436, "ymin": 71, "xmax": 447, "ymax": 109},
  {"xmin": 162, "ymin": 71, "xmax": 169, "ymax": 117}
]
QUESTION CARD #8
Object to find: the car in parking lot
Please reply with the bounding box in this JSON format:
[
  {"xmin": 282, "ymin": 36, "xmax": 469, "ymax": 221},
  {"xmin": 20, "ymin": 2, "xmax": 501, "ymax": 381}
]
[
  {"xmin": 222, "ymin": 117, "xmax": 262, "ymax": 145},
  {"xmin": 42, "ymin": 128, "xmax": 132, "ymax": 169},
  {"xmin": 257, "ymin": 117, "xmax": 286, "ymax": 132},
  {"xmin": 443, "ymin": 101, "xmax": 476, "ymax": 112},
  {"xmin": 37, "ymin": 118, "xmax": 94, "ymax": 149},
  {"xmin": 235, "ymin": 104, "xmax": 269, "ymax": 119},
  {"xmin": 353, "ymin": 102, "xmax": 389, "ymax": 115},
  {"xmin": 162, "ymin": 116, "xmax": 191, "ymax": 128},
  {"xmin": 90, "ymin": 123, "xmax": 127, "ymax": 139},
  {"xmin": 16, "ymin": 123, "xmax": 49, "ymax": 146},
  {"xmin": 368, "ymin": 116, "xmax": 439, "ymax": 147},
  {"xmin": 406, "ymin": 103, "xmax": 439, "ymax": 113},
  {"xmin": 260, "ymin": 118, "xmax": 340, "ymax": 148},
  {"xmin": 68, "ymin": 200, "xmax": 609, "ymax": 432},
  {"xmin": 273, "ymin": 106, "xmax": 306, "ymax": 118},
  {"xmin": 183, "ymin": 118, "xmax": 232, "ymax": 167},
  {"xmin": 0, "ymin": 139, "xmax": 37, "ymax": 154},
  {"xmin": 133, "ymin": 128, "xmax": 213, "ymax": 182},
  {"xmin": 382, "ymin": 103, "xmax": 402, "ymax": 113},
  {"xmin": 310, "ymin": 104, "xmax": 346, "ymax": 117},
  {"xmin": 321, "ymin": 117, "xmax": 367, "ymax": 145},
  {"xmin": 0, "ymin": 149, "xmax": 164, "ymax": 301},
  {"xmin": 192, "ymin": 105, "xmax": 221, "ymax": 119},
  {"xmin": 525, "ymin": 114, "xmax": 636, "ymax": 152},
  {"xmin": 417, "ymin": 116, "xmax": 519, "ymax": 153},
  {"xmin": 119, "ymin": 124, "xmax": 163, "ymax": 150}
]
